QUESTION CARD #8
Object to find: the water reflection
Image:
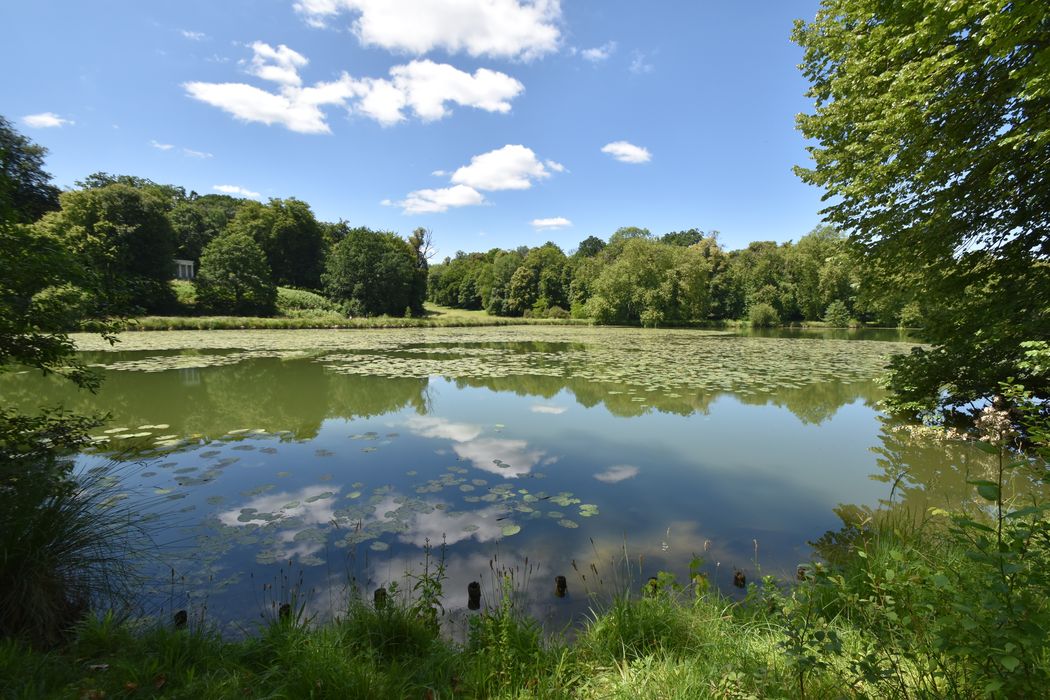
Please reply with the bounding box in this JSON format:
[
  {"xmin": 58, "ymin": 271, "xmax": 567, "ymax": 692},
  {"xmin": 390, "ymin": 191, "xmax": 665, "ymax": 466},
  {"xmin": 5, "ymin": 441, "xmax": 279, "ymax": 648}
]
[{"xmin": 6, "ymin": 327, "xmax": 991, "ymax": 628}]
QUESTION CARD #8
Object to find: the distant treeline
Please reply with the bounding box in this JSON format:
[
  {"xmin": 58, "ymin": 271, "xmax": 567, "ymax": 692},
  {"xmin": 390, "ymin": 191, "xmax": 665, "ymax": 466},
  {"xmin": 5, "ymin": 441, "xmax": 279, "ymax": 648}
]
[
  {"xmin": 4, "ymin": 115, "xmax": 921, "ymax": 325},
  {"xmin": 9, "ymin": 163, "xmax": 429, "ymax": 319},
  {"xmin": 429, "ymin": 227, "xmax": 921, "ymax": 327}
]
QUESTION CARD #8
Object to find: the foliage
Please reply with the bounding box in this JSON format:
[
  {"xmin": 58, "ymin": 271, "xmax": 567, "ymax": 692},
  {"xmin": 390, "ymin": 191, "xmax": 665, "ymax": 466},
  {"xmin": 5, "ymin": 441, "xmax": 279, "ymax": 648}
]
[
  {"xmin": 227, "ymin": 198, "xmax": 326, "ymax": 289},
  {"xmin": 194, "ymin": 233, "xmax": 277, "ymax": 316},
  {"xmin": 276, "ymin": 286, "xmax": 337, "ymax": 313},
  {"xmin": 0, "ymin": 115, "xmax": 59, "ymax": 224},
  {"xmin": 323, "ymin": 227, "xmax": 425, "ymax": 317},
  {"xmin": 168, "ymin": 193, "xmax": 246, "ymax": 263},
  {"xmin": 794, "ymin": 0, "xmax": 1050, "ymax": 418},
  {"xmin": 36, "ymin": 184, "xmax": 177, "ymax": 314},
  {"xmin": 748, "ymin": 302, "xmax": 780, "ymax": 328},
  {"xmin": 823, "ymin": 300, "xmax": 850, "ymax": 328}
]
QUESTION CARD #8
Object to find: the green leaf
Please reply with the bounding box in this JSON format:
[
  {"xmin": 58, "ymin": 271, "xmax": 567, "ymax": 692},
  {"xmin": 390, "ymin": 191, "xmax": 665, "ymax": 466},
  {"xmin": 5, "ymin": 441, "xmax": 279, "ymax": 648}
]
[
  {"xmin": 999, "ymin": 655, "xmax": 1020, "ymax": 672},
  {"xmin": 976, "ymin": 483, "xmax": 1001, "ymax": 501}
]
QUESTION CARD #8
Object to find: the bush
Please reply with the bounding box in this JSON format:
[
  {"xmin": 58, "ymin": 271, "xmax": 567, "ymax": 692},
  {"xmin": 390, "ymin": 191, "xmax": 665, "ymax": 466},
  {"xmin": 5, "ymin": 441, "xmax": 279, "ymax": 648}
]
[
  {"xmin": 749, "ymin": 302, "xmax": 780, "ymax": 327},
  {"xmin": 276, "ymin": 287, "xmax": 336, "ymax": 313},
  {"xmin": 545, "ymin": 305, "xmax": 570, "ymax": 319},
  {"xmin": 823, "ymin": 299, "xmax": 851, "ymax": 327},
  {"xmin": 195, "ymin": 233, "xmax": 277, "ymax": 316}
]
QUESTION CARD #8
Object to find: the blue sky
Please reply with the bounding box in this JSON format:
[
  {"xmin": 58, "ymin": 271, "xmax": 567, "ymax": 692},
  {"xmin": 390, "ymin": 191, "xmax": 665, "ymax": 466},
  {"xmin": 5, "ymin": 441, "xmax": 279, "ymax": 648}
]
[{"xmin": 2, "ymin": 0, "xmax": 825, "ymax": 258}]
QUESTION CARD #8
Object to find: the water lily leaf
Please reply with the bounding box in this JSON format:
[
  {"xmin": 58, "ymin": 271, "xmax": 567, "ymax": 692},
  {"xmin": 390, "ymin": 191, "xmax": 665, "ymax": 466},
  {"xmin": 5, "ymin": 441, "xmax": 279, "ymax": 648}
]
[{"xmin": 501, "ymin": 524, "xmax": 521, "ymax": 537}]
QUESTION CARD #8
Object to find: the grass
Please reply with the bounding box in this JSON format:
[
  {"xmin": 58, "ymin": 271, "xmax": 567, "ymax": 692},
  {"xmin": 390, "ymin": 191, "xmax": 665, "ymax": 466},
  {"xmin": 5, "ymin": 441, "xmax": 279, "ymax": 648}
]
[
  {"xmin": 123, "ymin": 302, "xmax": 590, "ymax": 331},
  {"xmin": 5, "ymin": 501, "xmax": 1050, "ymax": 700}
]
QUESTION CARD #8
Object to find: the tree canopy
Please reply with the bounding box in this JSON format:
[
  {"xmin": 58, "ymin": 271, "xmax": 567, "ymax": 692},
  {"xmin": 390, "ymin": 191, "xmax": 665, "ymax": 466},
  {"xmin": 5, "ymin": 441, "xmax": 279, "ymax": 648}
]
[
  {"xmin": 195, "ymin": 233, "xmax": 277, "ymax": 316},
  {"xmin": 794, "ymin": 0, "xmax": 1050, "ymax": 417},
  {"xmin": 323, "ymin": 227, "xmax": 425, "ymax": 317}
]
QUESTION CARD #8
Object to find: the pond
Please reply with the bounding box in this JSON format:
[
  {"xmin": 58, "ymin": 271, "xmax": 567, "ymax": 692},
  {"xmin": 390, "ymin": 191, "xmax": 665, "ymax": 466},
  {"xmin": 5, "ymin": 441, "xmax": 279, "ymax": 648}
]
[{"xmin": 1, "ymin": 326, "xmax": 1006, "ymax": 632}]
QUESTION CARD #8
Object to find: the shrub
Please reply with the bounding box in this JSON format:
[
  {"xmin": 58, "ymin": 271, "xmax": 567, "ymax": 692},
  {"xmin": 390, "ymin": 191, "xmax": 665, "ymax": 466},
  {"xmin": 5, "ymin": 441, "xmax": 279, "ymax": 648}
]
[
  {"xmin": 823, "ymin": 299, "xmax": 851, "ymax": 327},
  {"xmin": 749, "ymin": 302, "xmax": 780, "ymax": 327},
  {"xmin": 545, "ymin": 305, "xmax": 570, "ymax": 319},
  {"xmin": 275, "ymin": 287, "xmax": 336, "ymax": 313}
]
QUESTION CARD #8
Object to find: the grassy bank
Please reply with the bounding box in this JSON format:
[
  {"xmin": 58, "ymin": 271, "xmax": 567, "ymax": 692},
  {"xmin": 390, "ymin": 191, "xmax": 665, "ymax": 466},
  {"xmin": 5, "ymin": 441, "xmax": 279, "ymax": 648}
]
[{"xmin": 5, "ymin": 486, "xmax": 1050, "ymax": 699}]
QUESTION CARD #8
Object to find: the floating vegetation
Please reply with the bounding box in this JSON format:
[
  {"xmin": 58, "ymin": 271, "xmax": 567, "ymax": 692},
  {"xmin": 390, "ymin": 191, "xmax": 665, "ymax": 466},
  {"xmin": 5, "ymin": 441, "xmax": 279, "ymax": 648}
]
[{"xmin": 500, "ymin": 524, "xmax": 521, "ymax": 537}]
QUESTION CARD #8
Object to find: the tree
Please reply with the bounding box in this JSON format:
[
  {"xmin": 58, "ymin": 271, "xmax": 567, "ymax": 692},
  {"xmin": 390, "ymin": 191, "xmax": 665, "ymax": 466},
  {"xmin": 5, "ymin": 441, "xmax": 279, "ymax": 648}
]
[
  {"xmin": 227, "ymin": 198, "xmax": 326, "ymax": 289},
  {"xmin": 195, "ymin": 233, "xmax": 277, "ymax": 315},
  {"xmin": 574, "ymin": 235, "xmax": 607, "ymax": 258},
  {"xmin": 794, "ymin": 0, "xmax": 1050, "ymax": 417},
  {"xmin": 168, "ymin": 193, "xmax": 246, "ymax": 263},
  {"xmin": 660, "ymin": 228, "xmax": 705, "ymax": 247},
  {"xmin": 0, "ymin": 115, "xmax": 60, "ymax": 224},
  {"xmin": 323, "ymin": 227, "xmax": 423, "ymax": 316},
  {"xmin": 36, "ymin": 184, "xmax": 176, "ymax": 314}
]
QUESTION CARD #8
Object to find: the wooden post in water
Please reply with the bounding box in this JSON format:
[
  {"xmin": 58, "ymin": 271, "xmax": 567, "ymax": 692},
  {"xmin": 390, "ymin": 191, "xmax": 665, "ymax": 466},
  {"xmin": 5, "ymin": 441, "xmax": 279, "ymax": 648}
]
[
  {"xmin": 374, "ymin": 586, "xmax": 388, "ymax": 610},
  {"xmin": 554, "ymin": 575, "xmax": 567, "ymax": 598},
  {"xmin": 173, "ymin": 609, "xmax": 187, "ymax": 630},
  {"xmin": 467, "ymin": 581, "xmax": 481, "ymax": 610},
  {"xmin": 733, "ymin": 570, "xmax": 746, "ymax": 588}
]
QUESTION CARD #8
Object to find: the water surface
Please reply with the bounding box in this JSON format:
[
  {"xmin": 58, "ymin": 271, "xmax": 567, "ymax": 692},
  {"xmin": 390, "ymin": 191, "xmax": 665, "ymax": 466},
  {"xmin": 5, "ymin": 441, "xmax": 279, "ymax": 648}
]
[{"xmin": 1, "ymin": 327, "xmax": 1001, "ymax": 630}]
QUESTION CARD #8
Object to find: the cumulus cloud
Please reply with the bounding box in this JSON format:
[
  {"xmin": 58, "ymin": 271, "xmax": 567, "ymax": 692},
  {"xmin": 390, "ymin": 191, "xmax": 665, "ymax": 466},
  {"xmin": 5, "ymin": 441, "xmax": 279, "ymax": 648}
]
[
  {"xmin": 531, "ymin": 217, "xmax": 572, "ymax": 230},
  {"xmin": 394, "ymin": 185, "xmax": 485, "ymax": 214},
  {"xmin": 451, "ymin": 144, "xmax": 553, "ymax": 191},
  {"xmin": 185, "ymin": 43, "xmax": 523, "ymax": 132},
  {"xmin": 247, "ymin": 41, "xmax": 308, "ymax": 86},
  {"xmin": 22, "ymin": 112, "xmax": 73, "ymax": 128},
  {"xmin": 353, "ymin": 60, "xmax": 523, "ymax": 125},
  {"xmin": 581, "ymin": 41, "xmax": 616, "ymax": 62},
  {"xmin": 293, "ymin": 0, "xmax": 562, "ymax": 60},
  {"xmin": 601, "ymin": 140, "xmax": 651, "ymax": 164},
  {"xmin": 544, "ymin": 159, "xmax": 566, "ymax": 173},
  {"xmin": 213, "ymin": 184, "xmax": 261, "ymax": 198}
]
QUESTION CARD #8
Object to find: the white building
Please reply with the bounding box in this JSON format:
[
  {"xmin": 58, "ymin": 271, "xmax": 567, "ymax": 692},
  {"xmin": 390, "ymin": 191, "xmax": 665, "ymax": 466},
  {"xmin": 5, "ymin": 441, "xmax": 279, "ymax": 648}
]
[{"xmin": 174, "ymin": 259, "xmax": 195, "ymax": 280}]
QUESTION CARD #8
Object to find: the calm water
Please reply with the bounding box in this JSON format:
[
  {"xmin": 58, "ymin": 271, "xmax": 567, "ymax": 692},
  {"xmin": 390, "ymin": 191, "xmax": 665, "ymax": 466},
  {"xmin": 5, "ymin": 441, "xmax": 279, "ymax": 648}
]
[{"xmin": 1, "ymin": 326, "xmax": 1001, "ymax": 631}]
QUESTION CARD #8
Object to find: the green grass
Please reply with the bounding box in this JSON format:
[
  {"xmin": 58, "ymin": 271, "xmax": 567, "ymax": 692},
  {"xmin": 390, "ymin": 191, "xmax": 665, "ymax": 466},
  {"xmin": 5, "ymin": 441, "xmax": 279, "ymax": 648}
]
[{"xmin": 122, "ymin": 302, "xmax": 590, "ymax": 331}]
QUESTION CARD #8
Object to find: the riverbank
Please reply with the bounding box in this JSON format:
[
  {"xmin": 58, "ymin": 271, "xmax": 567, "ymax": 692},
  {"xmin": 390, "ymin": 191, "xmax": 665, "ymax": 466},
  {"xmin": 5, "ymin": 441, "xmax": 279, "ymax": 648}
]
[{"xmin": 5, "ymin": 496, "xmax": 1049, "ymax": 699}]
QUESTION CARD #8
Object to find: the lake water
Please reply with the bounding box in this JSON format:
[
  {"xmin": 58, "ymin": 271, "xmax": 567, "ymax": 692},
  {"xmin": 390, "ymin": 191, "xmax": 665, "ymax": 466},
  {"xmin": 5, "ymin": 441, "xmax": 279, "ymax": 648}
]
[{"xmin": 1, "ymin": 326, "xmax": 1005, "ymax": 632}]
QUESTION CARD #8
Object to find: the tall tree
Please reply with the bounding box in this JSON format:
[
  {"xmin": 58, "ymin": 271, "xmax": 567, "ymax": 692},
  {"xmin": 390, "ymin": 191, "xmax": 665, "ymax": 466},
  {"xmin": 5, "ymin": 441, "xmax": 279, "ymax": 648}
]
[
  {"xmin": 195, "ymin": 233, "xmax": 277, "ymax": 316},
  {"xmin": 36, "ymin": 184, "xmax": 176, "ymax": 314},
  {"xmin": 323, "ymin": 227, "xmax": 423, "ymax": 316},
  {"xmin": 0, "ymin": 115, "xmax": 60, "ymax": 224},
  {"xmin": 794, "ymin": 0, "xmax": 1050, "ymax": 417}
]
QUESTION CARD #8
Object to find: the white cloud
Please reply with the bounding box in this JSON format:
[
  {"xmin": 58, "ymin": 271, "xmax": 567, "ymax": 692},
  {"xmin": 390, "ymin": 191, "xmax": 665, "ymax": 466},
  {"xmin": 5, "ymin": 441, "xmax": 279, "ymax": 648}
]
[
  {"xmin": 395, "ymin": 185, "xmax": 485, "ymax": 214},
  {"xmin": 431, "ymin": 169, "xmax": 448, "ymax": 177},
  {"xmin": 594, "ymin": 464, "xmax": 639, "ymax": 483},
  {"xmin": 351, "ymin": 60, "xmax": 523, "ymax": 125},
  {"xmin": 451, "ymin": 144, "xmax": 552, "ymax": 191},
  {"xmin": 181, "ymin": 30, "xmax": 207, "ymax": 41},
  {"xmin": 293, "ymin": 0, "xmax": 562, "ymax": 60},
  {"xmin": 247, "ymin": 41, "xmax": 308, "ymax": 87},
  {"xmin": 213, "ymin": 184, "xmax": 261, "ymax": 198},
  {"xmin": 186, "ymin": 45, "xmax": 523, "ymax": 132},
  {"xmin": 393, "ymin": 144, "xmax": 560, "ymax": 214},
  {"xmin": 22, "ymin": 112, "xmax": 73, "ymax": 128},
  {"xmin": 531, "ymin": 217, "xmax": 572, "ymax": 230},
  {"xmin": 581, "ymin": 41, "xmax": 616, "ymax": 62},
  {"xmin": 405, "ymin": 416, "xmax": 482, "ymax": 442},
  {"xmin": 544, "ymin": 159, "xmax": 565, "ymax": 173},
  {"xmin": 150, "ymin": 139, "xmax": 175, "ymax": 151},
  {"xmin": 601, "ymin": 140, "xmax": 651, "ymax": 164},
  {"xmin": 629, "ymin": 50, "xmax": 654, "ymax": 74}
]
